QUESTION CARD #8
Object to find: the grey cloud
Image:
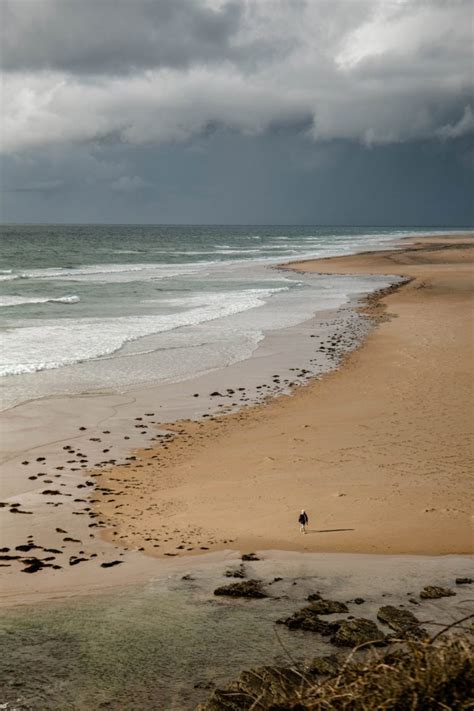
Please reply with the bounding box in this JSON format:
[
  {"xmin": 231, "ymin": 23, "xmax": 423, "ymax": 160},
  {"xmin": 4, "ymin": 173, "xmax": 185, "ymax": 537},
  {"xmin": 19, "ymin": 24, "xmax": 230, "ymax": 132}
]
[
  {"xmin": 1, "ymin": 1, "xmax": 473, "ymax": 156},
  {"xmin": 437, "ymin": 105, "xmax": 474, "ymax": 140},
  {"xmin": 2, "ymin": 130, "xmax": 472, "ymax": 225},
  {"xmin": 3, "ymin": 178, "xmax": 64, "ymax": 193},
  {"xmin": 110, "ymin": 175, "xmax": 152, "ymax": 191},
  {"xmin": 1, "ymin": 145, "xmax": 125, "ymax": 195},
  {"xmin": 0, "ymin": 0, "xmax": 244, "ymax": 74}
]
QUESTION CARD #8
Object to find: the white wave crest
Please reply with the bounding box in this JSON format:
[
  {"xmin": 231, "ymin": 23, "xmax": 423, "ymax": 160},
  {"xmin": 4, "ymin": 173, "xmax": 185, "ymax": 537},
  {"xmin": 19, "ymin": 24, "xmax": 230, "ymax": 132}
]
[
  {"xmin": 0, "ymin": 287, "xmax": 285, "ymax": 377},
  {"xmin": 50, "ymin": 295, "xmax": 80, "ymax": 304},
  {"xmin": 145, "ymin": 288, "xmax": 287, "ymax": 309},
  {"xmin": 13, "ymin": 261, "xmax": 217, "ymax": 283},
  {"xmin": 0, "ymin": 294, "xmax": 80, "ymax": 307}
]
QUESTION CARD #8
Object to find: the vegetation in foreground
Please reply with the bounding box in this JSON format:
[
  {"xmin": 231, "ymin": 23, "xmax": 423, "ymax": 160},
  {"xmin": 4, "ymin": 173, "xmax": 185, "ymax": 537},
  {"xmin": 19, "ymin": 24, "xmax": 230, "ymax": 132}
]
[{"xmin": 198, "ymin": 634, "xmax": 473, "ymax": 710}]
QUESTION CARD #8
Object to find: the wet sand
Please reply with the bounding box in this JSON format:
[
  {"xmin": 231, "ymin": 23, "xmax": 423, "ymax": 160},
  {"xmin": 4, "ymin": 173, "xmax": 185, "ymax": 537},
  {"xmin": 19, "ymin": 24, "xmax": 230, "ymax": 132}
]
[{"xmin": 94, "ymin": 234, "xmax": 474, "ymax": 557}]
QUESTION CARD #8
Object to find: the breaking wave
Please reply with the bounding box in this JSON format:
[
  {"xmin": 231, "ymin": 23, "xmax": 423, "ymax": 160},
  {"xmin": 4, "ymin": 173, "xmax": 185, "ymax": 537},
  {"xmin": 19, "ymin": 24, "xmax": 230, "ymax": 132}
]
[{"xmin": 0, "ymin": 295, "xmax": 80, "ymax": 307}]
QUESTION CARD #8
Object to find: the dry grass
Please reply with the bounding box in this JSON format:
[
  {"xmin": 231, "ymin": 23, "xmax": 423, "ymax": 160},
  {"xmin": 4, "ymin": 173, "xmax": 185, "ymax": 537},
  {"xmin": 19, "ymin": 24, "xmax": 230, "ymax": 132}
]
[{"xmin": 198, "ymin": 635, "xmax": 474, "ymax": 710}]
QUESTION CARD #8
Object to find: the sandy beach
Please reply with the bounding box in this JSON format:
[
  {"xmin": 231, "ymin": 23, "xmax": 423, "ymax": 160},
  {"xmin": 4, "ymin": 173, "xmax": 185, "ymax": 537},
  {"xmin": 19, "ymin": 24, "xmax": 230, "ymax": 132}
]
[
  {"xmin": 94, "ymin": 234, "xmax": 474, "ymax": 558},
  {"xmin": 1, "ymin": 233, "xmax": 472, "ymax": 606},
  {"xmin": 1, "ymin": 233, "xmax": 473, "ymax": 708}
]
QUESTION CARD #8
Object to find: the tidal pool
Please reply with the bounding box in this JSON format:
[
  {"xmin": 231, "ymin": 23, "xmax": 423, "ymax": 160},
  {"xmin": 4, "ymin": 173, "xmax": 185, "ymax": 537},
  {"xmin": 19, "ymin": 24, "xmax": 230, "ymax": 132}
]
[
  {"xmin": 0, "ymin": 576, "xmax": 327, "ymax": 710},
  {"xmin": 1, "ymin": 552, "xmax": 471, "ymax": 710}
]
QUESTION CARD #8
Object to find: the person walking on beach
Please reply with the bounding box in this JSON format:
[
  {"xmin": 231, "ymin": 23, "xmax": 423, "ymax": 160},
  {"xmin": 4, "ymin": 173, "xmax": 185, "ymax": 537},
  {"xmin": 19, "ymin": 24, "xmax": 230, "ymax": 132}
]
[{"xmin": 299, "ymin": 509, "xmax": 308, "ymax": 534}]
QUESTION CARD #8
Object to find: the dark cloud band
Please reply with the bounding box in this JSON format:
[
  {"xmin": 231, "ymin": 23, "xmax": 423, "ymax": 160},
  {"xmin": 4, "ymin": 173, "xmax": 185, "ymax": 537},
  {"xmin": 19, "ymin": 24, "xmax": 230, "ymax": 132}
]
[{"xmin": 1, "ymin": 0, "xmax": 244, "ymax": 74}]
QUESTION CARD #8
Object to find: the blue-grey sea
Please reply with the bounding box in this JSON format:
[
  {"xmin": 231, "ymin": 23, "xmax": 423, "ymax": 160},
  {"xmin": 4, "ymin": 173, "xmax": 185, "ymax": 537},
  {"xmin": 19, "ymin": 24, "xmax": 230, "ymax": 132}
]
[{"xmin": 0, "ymin": 224, "xmax": 459, "ymax": 408}]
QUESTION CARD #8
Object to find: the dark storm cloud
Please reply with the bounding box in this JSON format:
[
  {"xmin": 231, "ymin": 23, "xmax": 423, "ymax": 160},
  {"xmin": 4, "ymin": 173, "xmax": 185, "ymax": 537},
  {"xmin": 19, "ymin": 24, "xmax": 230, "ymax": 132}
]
[
  {"xmin": 2, "ymin": 1, "xmax": 473, "ymax": 154},
  {"xmin": 2, "ymin": 129, "xmax": 472, "ymax": 225},
  {"xmin": 0, "ymin": 1, "xmax": 472, "ymax": 224},
  {"xmin": 1, "ymin": 0, "xmax": 247, "ymax": 74}
]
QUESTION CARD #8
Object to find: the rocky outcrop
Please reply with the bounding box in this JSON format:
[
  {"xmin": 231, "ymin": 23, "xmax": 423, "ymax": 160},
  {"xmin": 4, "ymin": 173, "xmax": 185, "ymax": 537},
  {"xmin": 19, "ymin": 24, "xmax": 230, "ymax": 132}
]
[
  {"xmin": 197, "ymin": 665, "xmax": 305, "ymax": 710},
  {"xmin": 241, "ymin": 553, "xmax": 260, "ymax": 561},
  {"xmin": 198, "ymin": 656, "xmax": 340, "ymax": 711},
  {"xmin": 307, "ymin": 598, "xmax": 349, "ymax": 614},
  {"xmin": 225, "ymin": 564, "xmax": 246, "ymax": 579},
  {"xmin": 214, "ymin": 579, "xmax": 268, "ymax": 598},
  {"xmin": 277, "ymin": 596, "xmax": 349, "ymax": 633},
  {"xmin": 377, "ymin": 605, "xmax": 427, "ymax": 638},
  {"xmin": 277, "ymin": 605, "xmax": 336, "ymax": 634},
  {"xmin": 420, "ymin": 585, "xmax": 456, "ymax": 600},
  {"xmin": 330, "ymin": 618, "xmax": 386, "ymax": 647}
]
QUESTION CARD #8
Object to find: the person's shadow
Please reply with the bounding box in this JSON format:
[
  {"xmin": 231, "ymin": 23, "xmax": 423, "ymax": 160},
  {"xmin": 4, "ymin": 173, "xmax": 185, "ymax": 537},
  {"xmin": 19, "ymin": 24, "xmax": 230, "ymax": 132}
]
[{"xmin": 306, "ymin": 528, "xmax": 354, "ymax": 534}]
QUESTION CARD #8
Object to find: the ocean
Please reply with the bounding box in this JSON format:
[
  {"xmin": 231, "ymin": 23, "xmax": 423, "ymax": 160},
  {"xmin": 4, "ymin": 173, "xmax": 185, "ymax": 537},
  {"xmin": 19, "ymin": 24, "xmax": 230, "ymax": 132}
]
[{"xmin": 0, "ymin": 224, "xmax": 459, "ymax": 410}]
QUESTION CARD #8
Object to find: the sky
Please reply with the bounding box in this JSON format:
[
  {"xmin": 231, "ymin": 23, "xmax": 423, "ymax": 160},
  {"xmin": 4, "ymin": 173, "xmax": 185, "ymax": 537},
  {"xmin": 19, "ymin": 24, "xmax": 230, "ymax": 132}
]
[{"xmin": 1, "ymin": 0, "xmax": 472, "ymax": 225}]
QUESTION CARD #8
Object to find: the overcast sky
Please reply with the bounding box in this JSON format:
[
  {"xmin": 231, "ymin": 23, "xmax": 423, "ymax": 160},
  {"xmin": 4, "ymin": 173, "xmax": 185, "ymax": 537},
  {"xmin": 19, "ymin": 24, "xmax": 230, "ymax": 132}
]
[{"xmin": 1, "ymin": 0, "xmax": 472, "ymax": 225}]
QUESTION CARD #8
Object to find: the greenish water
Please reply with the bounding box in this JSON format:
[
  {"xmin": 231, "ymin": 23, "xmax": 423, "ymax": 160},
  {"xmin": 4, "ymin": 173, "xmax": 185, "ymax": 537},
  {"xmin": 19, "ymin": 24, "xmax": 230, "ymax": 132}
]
[
  {"xmin": 1, "ymin": 553, "xmax": 472, "ymax": 709},
  {"xmin": 0, "ymin": 580, "xmax": 326, "ymax": 710}
]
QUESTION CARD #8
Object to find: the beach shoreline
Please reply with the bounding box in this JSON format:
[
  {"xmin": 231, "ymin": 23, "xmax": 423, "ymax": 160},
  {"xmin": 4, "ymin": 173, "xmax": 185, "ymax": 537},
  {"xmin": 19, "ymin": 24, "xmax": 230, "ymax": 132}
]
[
  {"xmin": 93, "ymin": 233, "xmax": 474, "ymax": 558},
  {"xmin": 1, "ymin": 233, "xmax": 472, "ymax": 605}
]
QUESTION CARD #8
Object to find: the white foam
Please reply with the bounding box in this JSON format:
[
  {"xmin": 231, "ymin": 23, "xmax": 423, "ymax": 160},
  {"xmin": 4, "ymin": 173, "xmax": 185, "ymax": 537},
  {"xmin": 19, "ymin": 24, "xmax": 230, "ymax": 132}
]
[
  {"xmin": 0, "ymin": 294, "xmax": 80, "ymax": 307},
  {"xmin": 150, "ymin": 288, "xmax": 287, "ymax": 308},
  {"xmin": 213, "ymin": 248, "xmax": 267, "ymax": 254},
  {"xmin": 12, "ymin": 261, "xmax": 218, "ymax": 283},
  {"xmin": 51, "ymin": 295, "xmax": 81, "ymax": 304},
  {"xmin": 0, "ymin": 288, "xmax": 286, "ymax": 377},
  {"xmin": 0, "ymin": 272, "xmax": 19, "ymax": 282}
]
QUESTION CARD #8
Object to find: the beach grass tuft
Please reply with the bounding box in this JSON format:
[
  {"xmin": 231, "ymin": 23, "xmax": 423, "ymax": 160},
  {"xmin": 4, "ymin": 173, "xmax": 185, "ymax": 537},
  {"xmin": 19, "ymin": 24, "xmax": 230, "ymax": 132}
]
[{"xmin": 198, "ymin": 633, "xmax": 474, "ymax": 710}]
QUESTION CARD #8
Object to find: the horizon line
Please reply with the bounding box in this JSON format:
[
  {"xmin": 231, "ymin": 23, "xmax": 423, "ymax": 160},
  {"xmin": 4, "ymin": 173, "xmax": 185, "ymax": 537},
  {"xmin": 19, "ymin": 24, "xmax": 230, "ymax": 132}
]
[{"xmin": 1, "ymin": 222, "xmax": 473, "ymax": 229}]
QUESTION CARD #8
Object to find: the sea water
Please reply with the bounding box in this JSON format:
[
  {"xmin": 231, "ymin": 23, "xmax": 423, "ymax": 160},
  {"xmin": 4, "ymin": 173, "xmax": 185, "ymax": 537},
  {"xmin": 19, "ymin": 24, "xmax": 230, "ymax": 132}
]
[{"xmin": 0, "ymin": 224, "xmax": 459, "ymax": 409}]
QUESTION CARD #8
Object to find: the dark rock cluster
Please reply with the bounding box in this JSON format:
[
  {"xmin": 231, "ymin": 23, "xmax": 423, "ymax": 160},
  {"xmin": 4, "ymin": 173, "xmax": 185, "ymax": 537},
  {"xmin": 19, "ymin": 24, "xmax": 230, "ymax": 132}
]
[
  {"xmin": 214, "ymin": 579, "xmax": 267, "ymax": 598},
  {"xmin": 306, "ymin": 597, "xmax": 349, "ymax": 614},
  {"xmin": 277, "ymin": 597, "xmax": 385, "ymax": 647},
  {"xmin": 225, "ymin": 564, "xmax": 246, "ymax": 579},
  {"xmin": 420, "ymin": 585, "xmax": 456, "ymax": 600},
  {"xmin": 331, "ymin": 618, "xmax": 386, "ymax": 647},
  {"xmin": 377, "ymin": 605, "xmax": 427, "ymax": 639}
]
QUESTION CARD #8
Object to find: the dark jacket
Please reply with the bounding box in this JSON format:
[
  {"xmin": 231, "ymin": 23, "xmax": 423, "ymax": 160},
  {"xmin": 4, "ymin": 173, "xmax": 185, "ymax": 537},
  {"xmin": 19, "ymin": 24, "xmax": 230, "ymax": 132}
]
[{"xmin": 298, "ymin": 512, "xmax": 308, "ymax": 525}]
